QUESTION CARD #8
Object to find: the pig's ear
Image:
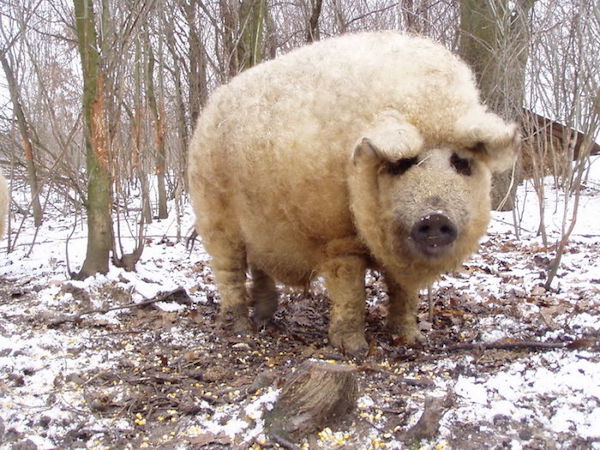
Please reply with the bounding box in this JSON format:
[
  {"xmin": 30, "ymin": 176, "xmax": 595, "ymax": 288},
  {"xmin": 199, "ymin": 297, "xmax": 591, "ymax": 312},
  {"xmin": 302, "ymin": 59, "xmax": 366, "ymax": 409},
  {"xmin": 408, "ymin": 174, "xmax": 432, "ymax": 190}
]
[
  {"xmin": 352, "ymin": 118, "xmax": 423, "ymax": 166},
  {"xmin": 352, "ymin": 138, "xmax": 381, "ymax": 165},
  {"xmin": 456, "ymin": 111, "xmax": 521, "ymax": 172}
]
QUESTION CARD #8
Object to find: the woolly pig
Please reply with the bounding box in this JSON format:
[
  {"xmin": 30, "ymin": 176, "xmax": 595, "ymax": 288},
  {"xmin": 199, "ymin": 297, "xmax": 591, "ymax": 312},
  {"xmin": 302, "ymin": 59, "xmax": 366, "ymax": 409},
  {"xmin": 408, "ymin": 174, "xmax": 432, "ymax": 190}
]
[
  {"xmin": 188, "ymin": 32, "xmax": 518, "ymax": 355},
  {"xmin": 0, "ymin": 174, "xmax": 8, "ymax": 239}
]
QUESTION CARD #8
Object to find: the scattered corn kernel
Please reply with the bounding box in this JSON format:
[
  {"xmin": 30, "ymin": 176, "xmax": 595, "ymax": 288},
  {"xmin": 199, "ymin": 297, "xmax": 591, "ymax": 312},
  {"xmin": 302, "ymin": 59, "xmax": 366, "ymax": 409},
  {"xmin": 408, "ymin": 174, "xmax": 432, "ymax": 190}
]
[
  {"xmin": 187, "ymin": 425, "xmax": 203, "ymax": 436},
  {"xmin": 371, "ymin": 437, "xmax": 386, "ymax": 448}
]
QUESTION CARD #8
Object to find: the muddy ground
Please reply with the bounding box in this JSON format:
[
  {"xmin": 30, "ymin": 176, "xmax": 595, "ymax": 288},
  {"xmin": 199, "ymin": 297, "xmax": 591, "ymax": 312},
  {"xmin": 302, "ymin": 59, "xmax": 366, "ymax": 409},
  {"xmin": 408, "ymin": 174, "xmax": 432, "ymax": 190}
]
[{"xmin": 1, "ymin": 228, "xmax": 599, "ymax": 449}]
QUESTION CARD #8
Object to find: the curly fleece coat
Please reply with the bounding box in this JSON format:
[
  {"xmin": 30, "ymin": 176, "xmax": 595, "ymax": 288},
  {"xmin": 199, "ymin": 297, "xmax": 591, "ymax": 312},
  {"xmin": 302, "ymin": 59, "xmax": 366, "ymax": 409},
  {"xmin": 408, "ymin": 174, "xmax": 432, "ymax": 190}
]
[{"xmin": 188, "ymin": 31, "xmax": 519, "ymax": 354}]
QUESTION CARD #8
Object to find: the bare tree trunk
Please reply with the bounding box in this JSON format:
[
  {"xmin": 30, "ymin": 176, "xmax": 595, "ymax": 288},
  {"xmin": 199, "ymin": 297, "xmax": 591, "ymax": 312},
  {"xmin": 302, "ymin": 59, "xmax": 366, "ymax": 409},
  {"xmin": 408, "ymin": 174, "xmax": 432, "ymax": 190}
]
[
  {"xmin": 306, "ymin": 0, "xmax": 323, "ymax": 42},
  {"xmin": 402, "ymin": 0, "xmax": 429, "ymax": 33},
  {"xmin": 459, "ymin": 0, "xmax": 536, "ymax": 211},
  {"xmin": 217, "ymin": 0, "xmax": 267, "ymax": 78},
  {"xmin": 0, "ymin": 53, "xmax": 43, "ymax": 227},
  {"xmin": 237, "ymin": 0, "xmax": 268, "ymax": 71},
  {"xmin": 133, "ymin": 37, "xmax": 152, "ymax": 225},
  {"xmin": 168, "ymin": 1, "xmax": 208, "ymax": 192},
  {"xmin": 73, "ymin": 0, "xmax": 113, "ymax": 278},
  {"xmin": 169, "ymin": 59, "xmax": 189, "ymax": 193},
  {"xmin": 184, "ymin": 0, "xmax": 208, "ymax": 125},
  {"xmin": 219, "ymin": 0, "xmax": 239, "ymax": 78},
  {"xmin": 144, "ymin": 29, "xmax": 168, "ymax": 220}
]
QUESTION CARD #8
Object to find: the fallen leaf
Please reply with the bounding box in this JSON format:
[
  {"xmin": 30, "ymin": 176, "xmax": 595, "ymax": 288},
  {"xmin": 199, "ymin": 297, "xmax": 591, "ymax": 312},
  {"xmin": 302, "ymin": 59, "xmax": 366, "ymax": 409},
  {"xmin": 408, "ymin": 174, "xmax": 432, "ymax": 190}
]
[{"xmin": 566, "ymin": 338, "xmax": 597, "ymax": 350}]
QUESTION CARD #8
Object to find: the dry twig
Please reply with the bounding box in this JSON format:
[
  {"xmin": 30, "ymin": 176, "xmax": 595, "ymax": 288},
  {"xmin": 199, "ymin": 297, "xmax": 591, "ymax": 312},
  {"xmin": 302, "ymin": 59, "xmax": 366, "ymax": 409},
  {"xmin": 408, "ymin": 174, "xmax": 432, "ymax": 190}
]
[{"xmin": 47, "ymin": 287, "xmax": 189, "ymax": 327}]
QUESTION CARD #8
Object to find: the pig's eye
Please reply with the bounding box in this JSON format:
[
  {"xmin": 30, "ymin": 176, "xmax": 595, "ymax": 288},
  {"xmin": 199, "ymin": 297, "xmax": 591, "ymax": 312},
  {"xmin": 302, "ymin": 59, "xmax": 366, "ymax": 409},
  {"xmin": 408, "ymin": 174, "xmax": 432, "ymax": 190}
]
[
  {"xmin": 467, "ymin": 142, "xmax": 486, "ymax": 153},
  {"xmin": 386, "ymin": 157, "xmax": 418, "ymax": 176},
  {"xmin": 451, "ymin": 153, "xmax": 472, "ymax": 176}
]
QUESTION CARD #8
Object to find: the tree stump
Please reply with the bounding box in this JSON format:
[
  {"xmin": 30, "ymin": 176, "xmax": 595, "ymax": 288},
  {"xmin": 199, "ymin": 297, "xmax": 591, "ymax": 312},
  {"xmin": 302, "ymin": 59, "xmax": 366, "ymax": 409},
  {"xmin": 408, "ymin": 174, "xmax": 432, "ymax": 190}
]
[{"xmin": 264, "ymin": 360, "xmax": 358, "ymax": 443}]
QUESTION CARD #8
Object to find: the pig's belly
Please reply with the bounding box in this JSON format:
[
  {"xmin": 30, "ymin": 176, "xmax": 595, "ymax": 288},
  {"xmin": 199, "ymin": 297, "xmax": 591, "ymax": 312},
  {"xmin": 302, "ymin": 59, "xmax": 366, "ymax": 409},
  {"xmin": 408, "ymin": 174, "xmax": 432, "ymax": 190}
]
[
  {"xmin": 232, "ymin": 177, "xmax": 355, "ymax": 285},
  {"xmin": 240, "ymin": 219, "xmax": 325, "ymax": 286}
]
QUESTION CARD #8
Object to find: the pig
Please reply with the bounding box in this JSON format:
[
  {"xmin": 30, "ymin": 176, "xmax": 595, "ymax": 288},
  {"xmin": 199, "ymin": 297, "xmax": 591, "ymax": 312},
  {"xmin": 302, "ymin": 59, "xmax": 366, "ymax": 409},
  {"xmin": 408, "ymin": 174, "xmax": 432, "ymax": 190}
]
[
  {"xmin": 0, "ymin": 174, "xmax": 8, "ymax": 239},
  {"xmin": 187, "ymin": 31, "xmax": 519, "ymax": 355}
]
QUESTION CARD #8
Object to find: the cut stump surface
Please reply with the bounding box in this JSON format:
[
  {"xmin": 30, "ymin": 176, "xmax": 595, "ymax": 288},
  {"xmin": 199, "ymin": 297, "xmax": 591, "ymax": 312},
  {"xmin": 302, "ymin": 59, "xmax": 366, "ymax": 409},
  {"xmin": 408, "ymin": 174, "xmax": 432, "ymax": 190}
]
[{"xmin": 264, "ymin": 359, "xmax": 358, "ymax": 443}]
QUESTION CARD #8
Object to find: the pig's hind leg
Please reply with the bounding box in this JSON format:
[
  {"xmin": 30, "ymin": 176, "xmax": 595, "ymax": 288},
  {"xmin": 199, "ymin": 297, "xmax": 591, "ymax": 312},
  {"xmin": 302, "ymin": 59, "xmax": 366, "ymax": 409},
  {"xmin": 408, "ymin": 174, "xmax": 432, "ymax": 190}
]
[
  {"xmin": 249, "ymin": 267, "xmax": 279, "ymax": 329},
  {"xmin": 203, "ymin": 224, "xmax": 254, "ymax": 335}
]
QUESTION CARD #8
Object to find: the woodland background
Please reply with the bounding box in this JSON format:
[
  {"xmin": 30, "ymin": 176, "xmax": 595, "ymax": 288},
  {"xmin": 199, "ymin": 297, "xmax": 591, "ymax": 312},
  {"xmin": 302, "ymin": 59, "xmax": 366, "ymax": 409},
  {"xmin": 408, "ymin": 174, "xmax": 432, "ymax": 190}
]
[
  {"xmin": 0, "ymin": 2, "xmax": 599, "ymax": 448},
  {"xmin": 0, "ymin": 0, "xmax": 599, "ymax": 285}
]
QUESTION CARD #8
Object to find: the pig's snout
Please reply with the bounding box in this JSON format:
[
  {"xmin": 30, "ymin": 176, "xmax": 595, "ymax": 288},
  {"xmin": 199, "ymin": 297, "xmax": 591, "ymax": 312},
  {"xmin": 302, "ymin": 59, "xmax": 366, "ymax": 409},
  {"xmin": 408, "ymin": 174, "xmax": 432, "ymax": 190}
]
[{"xmin": 410, "ymin": 213, "xmax": 457, "ymax": 257}]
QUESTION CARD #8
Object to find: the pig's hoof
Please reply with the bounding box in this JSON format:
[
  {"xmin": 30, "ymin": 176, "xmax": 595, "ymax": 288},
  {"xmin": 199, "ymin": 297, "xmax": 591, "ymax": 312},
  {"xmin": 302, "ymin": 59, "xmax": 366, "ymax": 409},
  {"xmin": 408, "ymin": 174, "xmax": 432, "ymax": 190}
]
[
  {"xmin": 392, "ymin": 332, "xmax": 425, "ymax": 347},
  {"xmin": 388, "ymin": 323, "xmax": 424, "ymax": 346},
  {"xmin": 219, "ymin": 308, "xmax": 254, "ymax": 335},
  {"xmin": 392, "ymin": 333, "xmax": 424, "ymax": 347},
  {"xmin": 252, "ymin": 302, "xmax": 277, "ymax": 331},
  {"xmin": 253, "ymin": 313, "xmax": 273, "ymax": 331},
  {"xmin": 232, "ymin": 317, "xmax": 255, "ymax": 335},
  {"xmin": 329, "ymin": 330, "xmax": 369, "ymax": 357}
]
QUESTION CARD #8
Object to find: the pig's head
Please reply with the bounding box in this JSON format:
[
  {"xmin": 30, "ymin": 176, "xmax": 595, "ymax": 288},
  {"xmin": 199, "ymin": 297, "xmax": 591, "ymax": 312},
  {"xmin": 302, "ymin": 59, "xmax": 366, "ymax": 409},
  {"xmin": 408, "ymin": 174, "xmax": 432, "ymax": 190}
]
[{"xmin": 349, "ymin": 110, "xmax": 519, "ymax": 285}]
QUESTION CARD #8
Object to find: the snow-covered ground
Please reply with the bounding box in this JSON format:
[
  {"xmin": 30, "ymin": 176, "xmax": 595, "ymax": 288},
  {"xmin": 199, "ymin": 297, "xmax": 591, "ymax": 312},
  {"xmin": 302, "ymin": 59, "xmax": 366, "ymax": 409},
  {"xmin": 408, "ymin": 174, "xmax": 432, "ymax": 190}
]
[{"xmin": 0, "ymin": 158, "xmax": 599, "ymax": 449}]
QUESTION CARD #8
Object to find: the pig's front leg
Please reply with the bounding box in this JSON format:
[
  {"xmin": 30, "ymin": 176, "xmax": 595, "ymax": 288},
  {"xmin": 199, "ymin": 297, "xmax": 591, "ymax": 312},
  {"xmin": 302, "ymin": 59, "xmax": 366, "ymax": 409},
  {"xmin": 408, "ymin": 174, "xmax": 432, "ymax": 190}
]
[
  {"xmin": 385, "ymin": 276, "xmax": 423, "ymax": 345},
  {"xmin": 321, "ymin": 255, "xmax": 368, "ymax": 356}
]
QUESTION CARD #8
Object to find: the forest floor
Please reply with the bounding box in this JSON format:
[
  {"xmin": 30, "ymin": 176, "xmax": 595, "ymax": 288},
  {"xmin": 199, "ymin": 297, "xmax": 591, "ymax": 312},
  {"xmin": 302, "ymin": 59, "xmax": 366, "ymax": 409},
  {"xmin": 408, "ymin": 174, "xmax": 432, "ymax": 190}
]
[{"xmin": 1, "ymin": 161, "xmax": 599, "ymax": 449}]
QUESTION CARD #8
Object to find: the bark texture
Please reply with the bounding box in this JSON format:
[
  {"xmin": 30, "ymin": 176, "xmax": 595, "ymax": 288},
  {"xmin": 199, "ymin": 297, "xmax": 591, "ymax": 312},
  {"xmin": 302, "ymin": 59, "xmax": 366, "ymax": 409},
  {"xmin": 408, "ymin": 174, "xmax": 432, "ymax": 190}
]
[
  {"xmin": 264, "ymin": 360, "xmax": 358, "ymax": 442},
  {"xmin": 73, "ymin": 0, "xmax": 113, "ymax": 278}
]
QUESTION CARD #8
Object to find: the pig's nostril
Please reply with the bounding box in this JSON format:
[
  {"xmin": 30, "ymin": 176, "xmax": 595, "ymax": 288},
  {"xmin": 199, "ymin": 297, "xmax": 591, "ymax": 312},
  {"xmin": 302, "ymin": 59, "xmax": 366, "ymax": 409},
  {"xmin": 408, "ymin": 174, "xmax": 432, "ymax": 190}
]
[{"xmin": 410, "ymin": 213, "xmax": 457, "ymax": 256}]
